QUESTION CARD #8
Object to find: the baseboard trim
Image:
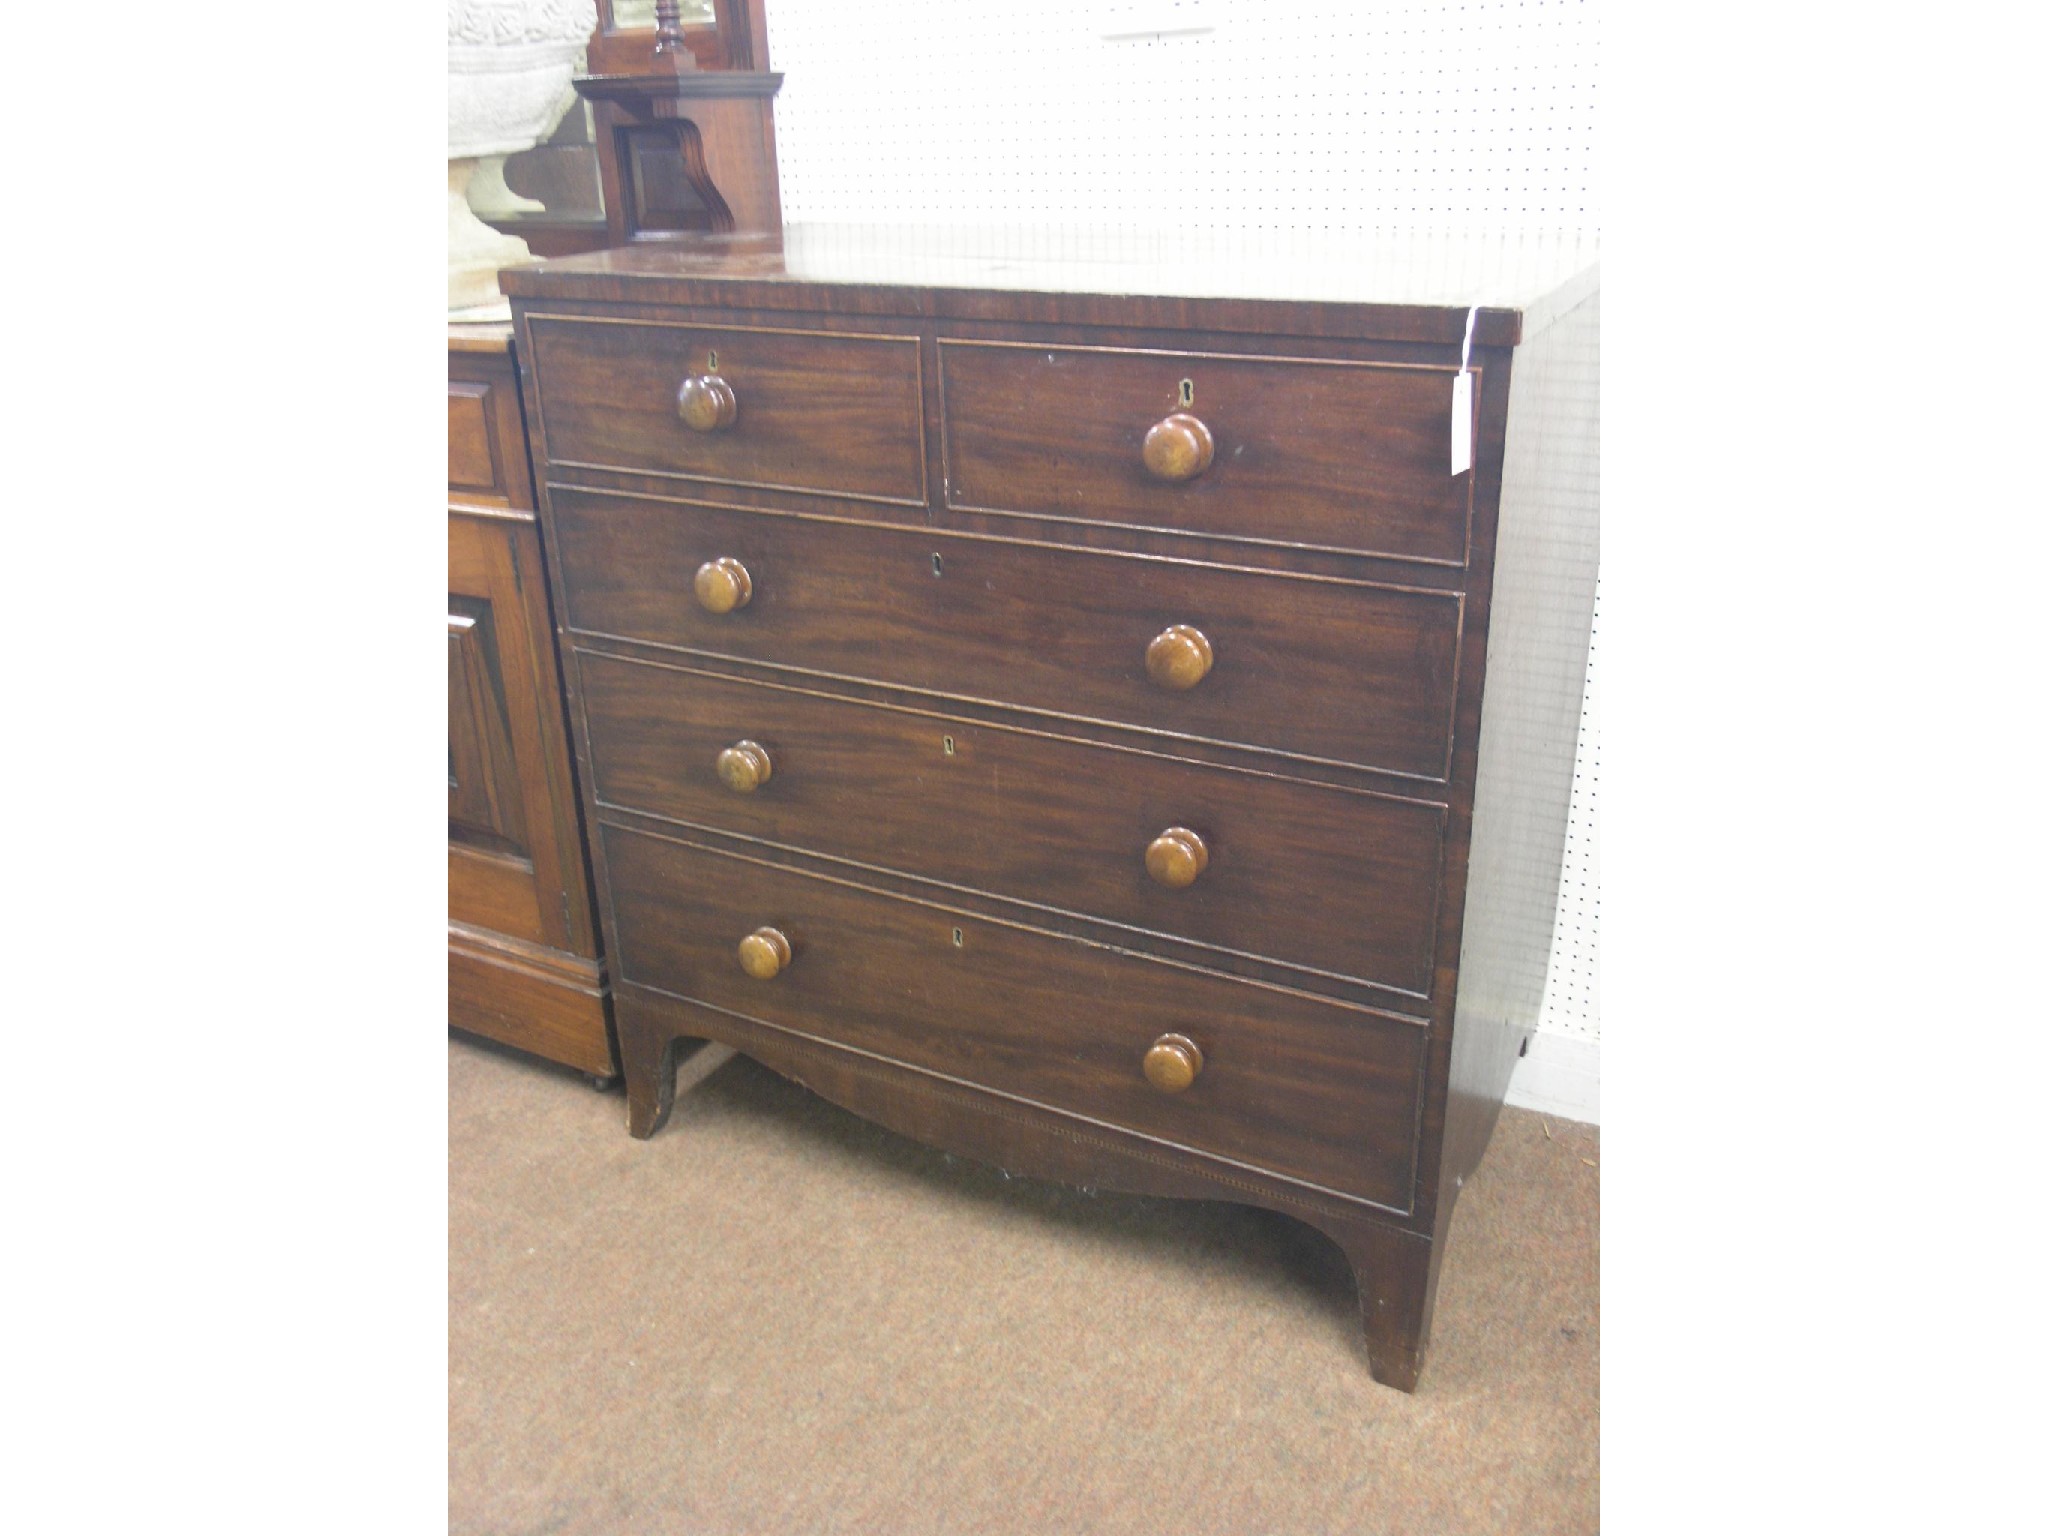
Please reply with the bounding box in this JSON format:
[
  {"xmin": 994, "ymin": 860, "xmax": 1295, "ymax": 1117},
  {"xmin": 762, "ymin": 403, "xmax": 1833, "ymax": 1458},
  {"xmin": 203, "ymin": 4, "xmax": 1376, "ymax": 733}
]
[{"xmin": 1505, "ymin": 1032, "xmax": 1599, "ymax": 1125}]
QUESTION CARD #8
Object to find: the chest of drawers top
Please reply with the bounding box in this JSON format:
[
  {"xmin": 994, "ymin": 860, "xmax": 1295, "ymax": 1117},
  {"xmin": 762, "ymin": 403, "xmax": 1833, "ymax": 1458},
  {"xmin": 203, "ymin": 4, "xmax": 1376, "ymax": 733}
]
[{"xmin": 502, "ymin": 224, "xmax": 1601, "ymax": 1392}]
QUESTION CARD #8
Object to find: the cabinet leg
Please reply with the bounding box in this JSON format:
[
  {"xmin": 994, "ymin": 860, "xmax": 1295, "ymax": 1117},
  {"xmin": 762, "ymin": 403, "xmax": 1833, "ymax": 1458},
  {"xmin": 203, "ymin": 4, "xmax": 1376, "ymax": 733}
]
[
  {"xmin": 1311, "ymin": 1211, "xmax": 1439, "ymax": 1393},
  {"xmin": 620, "ymin": 1018, "xmax": 682, "ymax": 1140}
]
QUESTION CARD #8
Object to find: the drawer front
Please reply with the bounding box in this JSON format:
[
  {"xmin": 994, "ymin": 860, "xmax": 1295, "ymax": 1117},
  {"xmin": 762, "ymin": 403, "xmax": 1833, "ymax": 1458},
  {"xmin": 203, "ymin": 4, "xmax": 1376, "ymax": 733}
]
[
  {"xmin": 448, "ymin": 347, "xmax": 533, "ymax": 512},
  {"xmin": 604, "ymin": 825, "xmax": 1424, "ymax": 1208},
  {"xmin": 940, "ymin": 339, "xmax": 1470, "ymax": 564},
  {"xmin": 448, "ymin": 382, "xmax": 499, "ymax": 495},
  {"xmin": 525, "ymin": 316, "xmax": 925, "ymax": 505},
  {"xmin": 578, "ymin": 652, "xmax": 1445, "ymax": 995},
  {"xmin": 551, "ymin": 491, "xmax": 1461, "ymax": 780}
]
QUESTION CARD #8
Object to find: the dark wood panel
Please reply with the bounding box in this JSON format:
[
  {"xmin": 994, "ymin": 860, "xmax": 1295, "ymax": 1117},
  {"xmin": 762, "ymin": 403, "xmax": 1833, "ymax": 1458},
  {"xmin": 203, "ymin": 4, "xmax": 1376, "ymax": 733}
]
[
  {"xmin": 576, "ymin": 651, "xmax": 1446, "ymax": 994},
  {"xmin": 448, "ymin": 513, "xmax": 588, "ymax": 952},
  {"xmin": 447, "ymin": 601, "xmax": 530, "ymax": 858},
  {"xmin": 550, "ymin": 490, "xmax": 1463, "ymax": 780},
  {"xmin": 448, "ymin": 344, "xmax": 535, "ymax": 514},
  {"xmin": 448, "ymin": 383, "xmax": 500, "ymax": 495},
  {"xmin": 525, "ymin": 315, "xmax": 924, "ymax": 504},
  {"xmin": 498, "ymin": 228, "xmax": 1576, "ymax": 348},
  {"xmin": 450, "ymin": 923, "xmax": 615, "ymax": 1078},
  {"xmin": 941, "ymin": 340, "xmax": 1473, "ymax": 564},
  {"xmin": 447, "ymin": 328, "xmax": 616, "ymax": 1079},
  {"xmin": 601, "ymin": 824, "xmax": 1424, "ymax": 1210}
]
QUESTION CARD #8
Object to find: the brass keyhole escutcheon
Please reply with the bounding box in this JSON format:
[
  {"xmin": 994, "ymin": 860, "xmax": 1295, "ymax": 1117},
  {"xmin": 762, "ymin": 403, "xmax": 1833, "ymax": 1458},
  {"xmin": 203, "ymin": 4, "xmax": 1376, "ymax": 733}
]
[
  {"xmin": 706, "ymin": 348, "xmax": 719, "ymax": 372},
  {"xmin": 942, "ymin": 736, "xmax": 956, "ymax": 756},
  {"xmin": 952, "ymin": 927, "xmax": 964, "ymax": 948},
  {"xmin": 1179, "ymin": 376, "xmax": 1195, "ymax": 408}
]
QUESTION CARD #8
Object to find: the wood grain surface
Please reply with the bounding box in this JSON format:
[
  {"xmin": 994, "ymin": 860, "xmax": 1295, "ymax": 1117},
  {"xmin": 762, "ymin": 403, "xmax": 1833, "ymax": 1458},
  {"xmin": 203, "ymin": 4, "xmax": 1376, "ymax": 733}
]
[
  {"xmin": 574, "ymin": 650, "xmax": 1447, "ymax": 994},
  {"xmin": 524, "ymin": 315, "xmax": 924, "ymax": 503},
  {"xmin": 601, "ymin": 821, "xmax": 1425, "ymax": 1210},
  {"xmin": 549, "ymin": 490, "xmax": 1463, "ymax": 779},
  {"xmin": 942, "ymin": 339, "xmax": 1473, "ymax": 563}
]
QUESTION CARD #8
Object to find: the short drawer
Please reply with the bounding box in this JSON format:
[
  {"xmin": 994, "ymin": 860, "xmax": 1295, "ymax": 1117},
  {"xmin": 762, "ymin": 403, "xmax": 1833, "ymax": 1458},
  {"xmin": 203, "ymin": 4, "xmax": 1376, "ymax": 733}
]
[
  {"xmin": 448, "ymin": 344, "xmax": 532, "ymax": 511},
  {"xmin": 551, "ymin": 490, "xmax": 1462, "ymax": 780},
  {"xmin": 525, "ymin": 315, "xmax": 925, "ymax": 505},
  {"xmin": 939, "ymin": 339, "xmax": 1472, "ymax": 563},
  {"xmin": 603, "ymin": 824, "xmax": 1424, "ymax": 1209},
  {"xmin": 578, "ymin": 651, "xmax": 1447, "ymax": 995}
]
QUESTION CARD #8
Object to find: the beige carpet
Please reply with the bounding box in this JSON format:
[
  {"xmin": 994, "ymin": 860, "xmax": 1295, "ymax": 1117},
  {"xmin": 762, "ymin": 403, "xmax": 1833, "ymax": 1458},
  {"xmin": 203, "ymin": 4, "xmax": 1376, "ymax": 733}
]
[{"xmin": 450, "ymin": 1034, "xmax": 1598, "ymax": 1535}]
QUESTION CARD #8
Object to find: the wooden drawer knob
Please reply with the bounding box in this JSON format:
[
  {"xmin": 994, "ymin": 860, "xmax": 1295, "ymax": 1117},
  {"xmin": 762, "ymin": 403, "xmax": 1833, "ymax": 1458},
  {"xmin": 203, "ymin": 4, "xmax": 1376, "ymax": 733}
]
[
  {"xmin": 693, "ymin": 556, "xmax": 753, "ymax": 614},
  {"xmin": 1143, "ymin": 1033, "xmax": 1204, "ymax": 1094},
  {"xmin": 1144, "ymin": 624, "xmax": 1213, "ymax": 690},
  {"xmin": 1145, "ymin": 827, "xmax": 1209, "ymax": 889},
  {"xmin": 677, "ymin": 374, "xmax": 738, "ymax": 433},
  {"xmin": 736, "ymin": 926, "xmax": 792, "ymax": 980},
  {"xmin": 715, "ymin": 740, "xmax": 773, "ymax": 793},
  {"xmin": 1141, "ymin": 412, "xmax": 1214, "ymax": 483}
]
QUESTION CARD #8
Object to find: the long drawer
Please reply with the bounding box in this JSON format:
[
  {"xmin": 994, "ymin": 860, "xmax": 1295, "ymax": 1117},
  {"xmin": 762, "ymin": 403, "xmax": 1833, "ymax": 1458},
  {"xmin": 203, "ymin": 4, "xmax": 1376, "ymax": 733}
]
[
  {"xmin": 577, "ymin": 650, "xmax": 1445, "ymax": 995},
  {"xmin": 939, "ymin": 338, "xmax": 1472, "ymax": 563},
  {"xmin": 603, "ymin": 824, "xmax": 1424, "ymax": 1209},
  {"xmin": 550, "ymin": 490, "xmax": 1462, "ymax": 780},
  {"xmin": 524, "ymin": 315, "xmax": 926, "ymax": 505}
]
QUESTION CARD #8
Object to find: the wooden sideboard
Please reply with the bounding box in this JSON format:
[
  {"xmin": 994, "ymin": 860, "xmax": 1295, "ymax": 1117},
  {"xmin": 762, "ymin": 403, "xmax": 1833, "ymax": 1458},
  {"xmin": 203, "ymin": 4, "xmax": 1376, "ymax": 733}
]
[
  {"xmin": 502, "ymin": 227, "xmax": 1599, "ymax": 1389},
  {"xmin": 448, "ymin": 324, "xmax": 616, "ymax": 1079}
]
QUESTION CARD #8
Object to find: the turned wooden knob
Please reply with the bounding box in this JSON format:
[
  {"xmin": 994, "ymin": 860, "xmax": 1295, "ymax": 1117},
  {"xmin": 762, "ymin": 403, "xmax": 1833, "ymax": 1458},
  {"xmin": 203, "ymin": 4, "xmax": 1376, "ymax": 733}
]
[
  {"xmin": 736, "ymin": 926, "xmax": 792, "ymax": 980},
  {"xmin": 1144, "ymin": 624, "xmax": 1213, "ymax": 690},
  {"xmin": 676, "ymin": 374, "xmax": 738, "ymax": 433},
  {"xmin": 693, "ymin": 556, "xmax": 753, "ymax": 614},
  {"xmin": 1143, "ymin": 1033, "xmax": 1204, "ymax": 1094},
  {"xmin": 715, "ymin": 740, "xmax": 772, "ymax": 793},
  {"xmin": 1142, "ymin": 412, "xmax": 1214, "ymax": 483},
  {"xmin": 1145, "ymin": 827, "xmax": 1209, "ymax": 889}
]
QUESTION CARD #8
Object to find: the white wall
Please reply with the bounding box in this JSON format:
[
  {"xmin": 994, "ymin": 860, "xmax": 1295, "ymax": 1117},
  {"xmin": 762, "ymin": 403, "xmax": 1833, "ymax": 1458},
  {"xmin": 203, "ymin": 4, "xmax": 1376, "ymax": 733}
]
[{"xmin": 764, "ymin": 0, "xmax": 1601, "ymax": 1122}]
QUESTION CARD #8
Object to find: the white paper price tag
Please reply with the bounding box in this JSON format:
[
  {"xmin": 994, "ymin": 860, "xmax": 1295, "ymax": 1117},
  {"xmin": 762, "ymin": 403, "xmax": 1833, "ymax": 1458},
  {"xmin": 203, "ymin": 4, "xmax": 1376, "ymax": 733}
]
[
  {"xmin": 1450, "ymin": 371, "xmax": 1473, "ymax": 477},
  {"xmin": 1451, "ymin": 305, "xmax": 1479, "ymax": 477}
]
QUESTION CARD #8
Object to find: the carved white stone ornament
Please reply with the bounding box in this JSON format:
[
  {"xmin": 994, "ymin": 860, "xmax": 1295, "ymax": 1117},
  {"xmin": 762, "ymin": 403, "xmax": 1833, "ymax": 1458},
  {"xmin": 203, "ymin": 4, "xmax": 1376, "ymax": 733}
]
[{"xmin": 448, "ymin": 0, "xmax": 596, "ymax": 315}]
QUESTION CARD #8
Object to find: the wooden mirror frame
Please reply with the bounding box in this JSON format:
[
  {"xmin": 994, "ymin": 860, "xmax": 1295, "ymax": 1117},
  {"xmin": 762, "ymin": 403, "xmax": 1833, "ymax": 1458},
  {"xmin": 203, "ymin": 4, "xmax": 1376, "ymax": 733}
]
[
  {"xmin": 587, "ymin": 0, "xmax": 766, "ymax": 76},
  {"xmin": 576, "ymin": 0, "xmax": 782, "ymax": 243}
]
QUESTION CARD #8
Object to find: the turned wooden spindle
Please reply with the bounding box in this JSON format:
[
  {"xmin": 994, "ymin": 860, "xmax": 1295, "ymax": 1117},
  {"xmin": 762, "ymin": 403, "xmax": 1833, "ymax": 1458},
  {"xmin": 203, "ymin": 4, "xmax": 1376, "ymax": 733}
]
[
  {"xmin": 736, "ymin": 926, "xmax": 792, "ymax": 980},
  {"xmin": 1145, "ymin": 827, "xmax": 1210, "ymax": 889},
  {"xmin": 1144, "ymin": 624, "xmax": 1213, "ymax": 690},
  {"xmin": 1141, "ymin": 412, "xmax": 1215, "ymax": 483},
  {"xmin": 652, "ymin": 0, "xmax": 693, "ymax": 59},
  {"xmin": 1142, "ymin": 1033, "xmax": 1204, "ymax": 1094}
]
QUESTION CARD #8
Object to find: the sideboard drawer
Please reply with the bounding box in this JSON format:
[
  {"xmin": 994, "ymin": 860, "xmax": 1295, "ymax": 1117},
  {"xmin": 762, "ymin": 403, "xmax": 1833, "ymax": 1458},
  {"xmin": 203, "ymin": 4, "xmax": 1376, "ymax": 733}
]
[
  {"xmin": 940, "ymin": 338, "xmax": 1471, "ymax": 563},
  {"xmin": 525, "ymin": 315, "xmax": 925, "ymax": 505},
  {"xmin": 603, "ymin": 824, "xmax": 1425, "ymax": 1210},
  {"xmin": 577, "ymin": 651, "xmax": 1447, "ymax": 995},
  {"xmin": 552, "ymin": 490, "xmax": 1462, "ymax": 780}
]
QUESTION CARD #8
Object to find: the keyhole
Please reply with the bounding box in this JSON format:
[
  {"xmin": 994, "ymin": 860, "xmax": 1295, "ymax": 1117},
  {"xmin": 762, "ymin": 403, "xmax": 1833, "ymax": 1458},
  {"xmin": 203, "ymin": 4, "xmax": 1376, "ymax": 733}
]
[
  {"xmin": 942, "ymin": 736, "xmax": 956, "ymax": 756},
  {"xmin": 951, "ymin": 928, "xmax": 964, "ymax": 948},
  {"xmin": 1179, "ymin": 377, "xmax": 1195, "ymax": 408},
  {"xmin": 706, "ymin": 348, "xmax": 719, "ymax": 373},
  {"xmin": 932, "ymin": 553, "xmax": 943, "ymax": 577}
]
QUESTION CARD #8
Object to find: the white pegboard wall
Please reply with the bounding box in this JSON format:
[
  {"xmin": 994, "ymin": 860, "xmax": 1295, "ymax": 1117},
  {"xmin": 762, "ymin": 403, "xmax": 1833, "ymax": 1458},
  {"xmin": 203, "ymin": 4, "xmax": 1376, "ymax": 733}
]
[{"xmin": 765, "ymin": 1, "xmax": 1599, "ymax": 235}]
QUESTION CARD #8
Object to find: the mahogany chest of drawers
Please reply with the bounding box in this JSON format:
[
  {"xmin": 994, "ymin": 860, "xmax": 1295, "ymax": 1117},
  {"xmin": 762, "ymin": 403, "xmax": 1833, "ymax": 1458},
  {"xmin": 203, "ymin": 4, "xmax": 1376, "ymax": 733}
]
[{"xmin": 503, "ymin": 227, "xmax": 1599, "ymax": 1391}]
